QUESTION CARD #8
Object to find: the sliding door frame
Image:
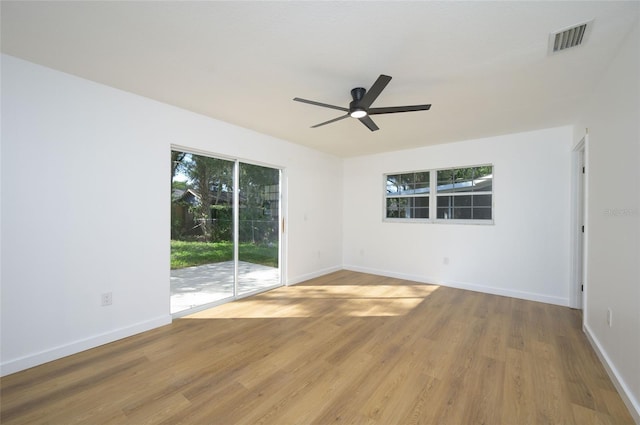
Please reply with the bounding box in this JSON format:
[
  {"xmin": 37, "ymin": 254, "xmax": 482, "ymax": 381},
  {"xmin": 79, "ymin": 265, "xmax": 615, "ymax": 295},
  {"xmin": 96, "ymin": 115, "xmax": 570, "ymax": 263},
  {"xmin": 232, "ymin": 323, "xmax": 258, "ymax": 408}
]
[{"xmin": 170, "ymin": 145, "xmax": 286, "ymax": 317}]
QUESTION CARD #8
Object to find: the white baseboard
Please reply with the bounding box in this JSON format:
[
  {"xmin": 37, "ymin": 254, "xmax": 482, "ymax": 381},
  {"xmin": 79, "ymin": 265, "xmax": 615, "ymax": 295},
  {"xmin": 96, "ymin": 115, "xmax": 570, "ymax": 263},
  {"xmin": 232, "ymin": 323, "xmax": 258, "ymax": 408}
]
[
  {"xmin": 287, "ymin": 266, "xmax": 343, "ymax": 286},
  {"xmin": 343, "ymin": 265, "xmax": 569, "ymax": 306},
  {"xmin": 583, "ymin": 323, "xmax": 640, "ymax": 424},
  {"xmin": 1, "ymin": 315, "xmax": 171, "ymax": 377}
]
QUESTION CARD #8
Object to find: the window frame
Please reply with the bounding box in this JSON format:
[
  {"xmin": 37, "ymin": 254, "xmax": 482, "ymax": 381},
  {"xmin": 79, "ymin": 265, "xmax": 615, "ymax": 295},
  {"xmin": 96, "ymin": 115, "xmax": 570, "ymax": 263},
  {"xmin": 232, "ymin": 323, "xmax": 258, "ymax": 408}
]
[
  {"xmin": 383, "ymin": 170, "xmax": 432, "ymax": 222},
  {"xmin": 383, "ymin": 164, "xmax": 494, "ymax": 225}
]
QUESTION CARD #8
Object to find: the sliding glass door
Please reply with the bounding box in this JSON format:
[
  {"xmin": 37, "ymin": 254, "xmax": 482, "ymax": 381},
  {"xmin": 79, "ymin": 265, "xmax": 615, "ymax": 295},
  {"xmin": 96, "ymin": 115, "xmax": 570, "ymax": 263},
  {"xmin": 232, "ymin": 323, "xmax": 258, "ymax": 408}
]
[
  {"xmin": 238, "ymin": 163, "xmax": 281, "ymax": 296},
  {"xmin": 170, "ymin": 150, "xmax": 281, "ymax": 315}
]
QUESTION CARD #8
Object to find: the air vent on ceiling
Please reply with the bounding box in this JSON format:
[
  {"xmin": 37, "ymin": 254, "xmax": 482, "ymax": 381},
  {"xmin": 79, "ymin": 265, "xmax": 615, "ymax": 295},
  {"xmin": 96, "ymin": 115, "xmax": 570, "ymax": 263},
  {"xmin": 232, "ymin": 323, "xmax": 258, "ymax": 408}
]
[{"xmin": 549, "ymin": 20, "xmax": 593, "ymax": 55}]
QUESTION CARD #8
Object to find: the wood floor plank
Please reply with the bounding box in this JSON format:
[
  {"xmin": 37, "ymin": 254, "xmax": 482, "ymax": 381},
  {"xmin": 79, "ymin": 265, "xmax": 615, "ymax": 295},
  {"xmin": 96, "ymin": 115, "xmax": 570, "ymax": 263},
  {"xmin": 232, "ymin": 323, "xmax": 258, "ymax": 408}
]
[
  {"xmin": 0, "ymin": 271, "xmax": 634, "ymax": 424},
  {"xmin": 501, "ymin": 348, "xmax": 536, "ymax": 425}
]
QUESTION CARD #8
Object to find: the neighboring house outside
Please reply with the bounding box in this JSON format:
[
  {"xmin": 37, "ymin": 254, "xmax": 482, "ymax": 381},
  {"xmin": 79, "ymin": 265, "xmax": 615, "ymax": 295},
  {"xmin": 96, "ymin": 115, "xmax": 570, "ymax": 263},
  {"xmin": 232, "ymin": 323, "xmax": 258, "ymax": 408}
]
[
  {"xmin": 171, "ymin": 188, "xmax": 201, "ymax": 239},
  {"xmin": 171, "ymin": 187, "xmax": 233, "ymax": 240}
]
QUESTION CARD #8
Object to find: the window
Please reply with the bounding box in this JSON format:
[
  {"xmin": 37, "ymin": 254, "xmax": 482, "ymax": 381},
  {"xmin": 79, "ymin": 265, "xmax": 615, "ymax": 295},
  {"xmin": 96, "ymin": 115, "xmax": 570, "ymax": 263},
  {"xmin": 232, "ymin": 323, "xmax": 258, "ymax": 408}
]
[
  {"xmin": 385, "ymin": 171, "xmax": 430, "ymax": 219},
  {"xmin": 436, "ymin": 166, "xmax": 492, "ymax": 221},
  {"xmin": 384, "ymin": 165, "xmax": 493, "ymax": 223}
]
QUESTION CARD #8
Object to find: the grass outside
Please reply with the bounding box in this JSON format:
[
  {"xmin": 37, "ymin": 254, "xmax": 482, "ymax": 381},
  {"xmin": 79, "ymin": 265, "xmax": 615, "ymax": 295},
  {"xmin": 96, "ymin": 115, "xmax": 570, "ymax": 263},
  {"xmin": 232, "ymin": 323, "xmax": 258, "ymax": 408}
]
[{"xmin": 171, "ymin": 240, "xmax": 278, "ymax": 269}]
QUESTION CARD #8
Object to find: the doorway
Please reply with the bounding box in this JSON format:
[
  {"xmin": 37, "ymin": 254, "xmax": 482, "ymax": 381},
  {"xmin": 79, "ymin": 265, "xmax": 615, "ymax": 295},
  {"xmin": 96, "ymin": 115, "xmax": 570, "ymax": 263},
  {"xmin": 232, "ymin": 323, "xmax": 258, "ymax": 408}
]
[{"xmin": 170, "ymin": 149, "xmax": 282, "ymax": 315}]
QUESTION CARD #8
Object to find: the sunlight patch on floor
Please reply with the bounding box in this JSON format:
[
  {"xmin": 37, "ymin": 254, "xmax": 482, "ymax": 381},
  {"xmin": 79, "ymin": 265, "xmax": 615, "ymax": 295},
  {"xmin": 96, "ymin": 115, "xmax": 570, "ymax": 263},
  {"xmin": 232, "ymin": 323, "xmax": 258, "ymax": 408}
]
[{"xmin": 184, "ymin": 283, "xmax": 440, "ymax": 319}]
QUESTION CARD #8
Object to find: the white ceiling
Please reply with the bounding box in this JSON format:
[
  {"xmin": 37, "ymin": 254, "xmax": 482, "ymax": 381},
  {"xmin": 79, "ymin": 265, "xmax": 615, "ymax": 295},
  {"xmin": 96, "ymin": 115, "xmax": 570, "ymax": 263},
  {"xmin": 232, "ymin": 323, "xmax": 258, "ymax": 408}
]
[{"xmin": 1, "ymin": 1, "xmax": 639, "ymax": 157}]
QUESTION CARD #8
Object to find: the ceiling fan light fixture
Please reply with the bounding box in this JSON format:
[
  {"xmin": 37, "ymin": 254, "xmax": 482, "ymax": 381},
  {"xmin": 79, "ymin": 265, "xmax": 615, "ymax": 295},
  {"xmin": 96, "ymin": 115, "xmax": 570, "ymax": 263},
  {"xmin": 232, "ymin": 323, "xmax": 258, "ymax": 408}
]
[{"xmin": 350, "ymin": 108, "xmax": 367, "ymax": 118}]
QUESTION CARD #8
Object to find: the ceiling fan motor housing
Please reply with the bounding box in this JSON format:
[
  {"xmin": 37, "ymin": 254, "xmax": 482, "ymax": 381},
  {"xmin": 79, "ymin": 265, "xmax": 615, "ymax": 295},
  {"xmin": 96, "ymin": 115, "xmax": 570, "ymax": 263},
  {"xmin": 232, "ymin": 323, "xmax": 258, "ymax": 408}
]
[{"xmin": 350, "ymin": 87, "xmax": 367, "ymax": 115}]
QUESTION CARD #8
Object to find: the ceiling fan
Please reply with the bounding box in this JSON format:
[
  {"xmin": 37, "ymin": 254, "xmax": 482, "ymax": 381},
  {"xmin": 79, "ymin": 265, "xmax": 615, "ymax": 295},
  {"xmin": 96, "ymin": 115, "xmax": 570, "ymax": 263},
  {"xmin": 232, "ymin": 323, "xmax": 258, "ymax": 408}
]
[{"xmin": 293, "ymin": 74, "xmax": 431, "ymax": 132}]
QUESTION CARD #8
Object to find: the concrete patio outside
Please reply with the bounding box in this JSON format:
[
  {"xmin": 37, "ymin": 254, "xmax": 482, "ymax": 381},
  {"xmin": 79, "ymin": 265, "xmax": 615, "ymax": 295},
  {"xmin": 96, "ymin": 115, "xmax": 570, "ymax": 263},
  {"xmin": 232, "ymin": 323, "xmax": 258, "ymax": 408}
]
[{"xmin": 170, "ymin": 260, "xmax": 281, "ymax": 314}]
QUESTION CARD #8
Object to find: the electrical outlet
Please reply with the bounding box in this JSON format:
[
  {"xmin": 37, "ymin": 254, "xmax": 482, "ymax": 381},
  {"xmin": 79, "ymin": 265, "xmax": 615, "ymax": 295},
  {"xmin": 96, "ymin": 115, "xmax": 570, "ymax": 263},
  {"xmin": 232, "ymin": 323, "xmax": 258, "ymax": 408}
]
[
  {"xmin": 101, "ymin": 292, "xmax": 113, "ymax": 307},
  {"xmin": 607, "ymin": 308, "xmax": 612, "ymax": 327}
]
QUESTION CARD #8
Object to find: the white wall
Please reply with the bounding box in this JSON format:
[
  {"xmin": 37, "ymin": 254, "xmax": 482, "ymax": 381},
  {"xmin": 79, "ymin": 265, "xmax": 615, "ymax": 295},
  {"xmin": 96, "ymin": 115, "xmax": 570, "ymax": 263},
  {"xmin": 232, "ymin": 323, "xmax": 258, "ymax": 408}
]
[
  {"xmin": 343, "ymin": 126, "xmax": 573, "ymax": 306},
  {"xmin": 0, "ymin": 55, "xmax": 343, "ymax": 375},
  {"xmin": 578, "ymin": 21, "xmax": 640, "ymax": 422}
]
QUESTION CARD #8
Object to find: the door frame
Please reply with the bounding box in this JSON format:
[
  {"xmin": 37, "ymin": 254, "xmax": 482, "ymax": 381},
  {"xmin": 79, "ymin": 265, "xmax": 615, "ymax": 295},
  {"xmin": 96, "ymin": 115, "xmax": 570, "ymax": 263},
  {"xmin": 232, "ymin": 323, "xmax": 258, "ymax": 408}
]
[{"xmin": 570, "ymin": 134, "xmax": 588, "ymax": 310}]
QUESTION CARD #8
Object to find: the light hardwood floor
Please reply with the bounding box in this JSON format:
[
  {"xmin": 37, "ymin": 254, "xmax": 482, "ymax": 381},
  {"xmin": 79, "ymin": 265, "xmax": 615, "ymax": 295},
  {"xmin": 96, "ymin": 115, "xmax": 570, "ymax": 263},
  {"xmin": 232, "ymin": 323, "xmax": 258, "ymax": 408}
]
[{"xmin": 1, "ymin": 271, "xmax": 634, "ymax": 424}]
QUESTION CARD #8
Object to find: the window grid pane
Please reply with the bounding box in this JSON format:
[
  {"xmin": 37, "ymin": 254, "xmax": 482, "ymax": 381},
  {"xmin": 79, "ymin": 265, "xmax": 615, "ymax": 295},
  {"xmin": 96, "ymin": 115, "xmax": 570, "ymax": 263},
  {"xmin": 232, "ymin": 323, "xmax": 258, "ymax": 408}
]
[
  {"xmin": 436, "ymin": 193, "xmax": 492, "ymax": 220},
  {"xmin": 386, "ymin": 196, "xmax": 430, "ymax": 219}
]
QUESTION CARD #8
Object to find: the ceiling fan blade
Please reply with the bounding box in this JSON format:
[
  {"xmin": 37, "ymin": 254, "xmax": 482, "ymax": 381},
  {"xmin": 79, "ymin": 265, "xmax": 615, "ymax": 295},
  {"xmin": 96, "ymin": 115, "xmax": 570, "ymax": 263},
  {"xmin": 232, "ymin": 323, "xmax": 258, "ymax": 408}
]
[
  {"xmin": 359, "ymin": 74, "xmax": 392, "ymax": 109},
  {"xmin": 293, "ymin": 97, "xmax": 348, "ymax": 112},
  {"xmin": 368, "ymin": 104, "xmax": 432, "ymax": 115},
  {"xmin": 311, "ymin": 114, "xmax": 350, "ymax": 128},
  {"xmin": 359, "ymin": 115, "xmax": 379, "ymax": 131}
]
